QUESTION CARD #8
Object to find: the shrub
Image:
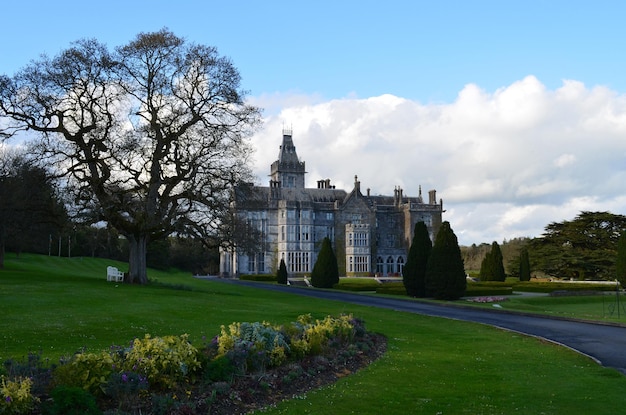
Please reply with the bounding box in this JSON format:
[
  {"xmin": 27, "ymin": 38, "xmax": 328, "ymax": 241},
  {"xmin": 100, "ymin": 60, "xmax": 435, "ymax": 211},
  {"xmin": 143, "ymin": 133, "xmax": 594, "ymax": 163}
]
[
  {"xmin": 104, "ymin": 371, "xmax": 149, "ymax": 407},
  {"xmin": 403, "ymin": 221, "xmax": 432, "ymax": 297},
  {"xmin": 203, "ymin": 355, "xmax": 237, "ymax": 382},
  {"xmin": 425, "ymin": 221, "xmax": 466, "ymax": 300},
  {"xmin": 277, "ymin": 259, "xmax": 288, "ymax": 285},
  {"xmin": 239, "ymin": 274, "xmax": 276, "ymax": 282},
  {"xmin": 376, "ymin": 282, "xmax": 407, "ymax": 296},
  {"xmin": 43, "ymin": 386, "xmax": 100, "ymax": 415},
  {"xmin": 122, "ymin": 334, "xmax": 200, "ymax": 388},
  {"xmin": 216, "ymin": 321, "xmax": 289, "ymax": 372},
  {"xmin": 0, "ymin": 375, "xmax": 39, "ymax": 415},
  {"xmin": 288, "ymin": 314, "xmax": 354, "ymax": 356},
  {"xmin": 311, "ymin": 237, "xmax": 339, "ymax": 288},
  {"xmin": 52, "ymin": 351, "xmax": 116, "ymax": 395}
]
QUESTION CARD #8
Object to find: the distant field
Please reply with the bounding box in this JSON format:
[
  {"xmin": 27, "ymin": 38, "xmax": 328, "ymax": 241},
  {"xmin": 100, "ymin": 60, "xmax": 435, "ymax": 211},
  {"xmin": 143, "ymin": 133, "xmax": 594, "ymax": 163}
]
[{"xmin": 2, "ymin": 253, "xmax": 626, "ymax": 414}]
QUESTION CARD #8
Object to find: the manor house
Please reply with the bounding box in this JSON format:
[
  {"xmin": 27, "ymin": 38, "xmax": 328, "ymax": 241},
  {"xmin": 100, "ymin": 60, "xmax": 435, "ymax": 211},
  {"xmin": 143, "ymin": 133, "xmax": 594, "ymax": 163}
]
[{"xmin": 219, "ymin": 129, "xmax": 444, "ymax": 277}]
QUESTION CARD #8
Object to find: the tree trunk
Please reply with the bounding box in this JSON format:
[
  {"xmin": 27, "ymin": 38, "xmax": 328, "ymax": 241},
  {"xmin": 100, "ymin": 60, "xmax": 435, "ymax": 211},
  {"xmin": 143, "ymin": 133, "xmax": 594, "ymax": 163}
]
[{"xmin": 128, "ymin": 234, "xmax": 149, "ymax": 284}]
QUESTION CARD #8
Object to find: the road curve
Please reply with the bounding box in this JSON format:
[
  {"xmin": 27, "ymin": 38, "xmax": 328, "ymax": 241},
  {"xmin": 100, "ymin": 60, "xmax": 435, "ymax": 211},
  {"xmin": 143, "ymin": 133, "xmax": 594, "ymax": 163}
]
[{"xmin": 207, "ymin": 278, "xmax": 626, "ymax": 375}]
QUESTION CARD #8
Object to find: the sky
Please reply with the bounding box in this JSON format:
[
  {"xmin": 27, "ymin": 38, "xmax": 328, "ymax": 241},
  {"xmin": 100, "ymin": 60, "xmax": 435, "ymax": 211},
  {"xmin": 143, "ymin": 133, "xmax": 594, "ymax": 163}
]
[{"xmin": 1, "ymin": 0, "xmax": 626, "ymax": 245}]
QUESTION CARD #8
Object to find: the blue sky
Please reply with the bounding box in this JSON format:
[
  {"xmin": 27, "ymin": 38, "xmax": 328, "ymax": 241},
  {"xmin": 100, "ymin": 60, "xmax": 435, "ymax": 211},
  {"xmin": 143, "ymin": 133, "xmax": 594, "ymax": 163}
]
[
  {"xmin": 2, "ymin": 1, "xmax": 626, "ymax": 245},
  {"xmin": 3, "ymin": 1, "xmax": 624, "ymax": 101}
]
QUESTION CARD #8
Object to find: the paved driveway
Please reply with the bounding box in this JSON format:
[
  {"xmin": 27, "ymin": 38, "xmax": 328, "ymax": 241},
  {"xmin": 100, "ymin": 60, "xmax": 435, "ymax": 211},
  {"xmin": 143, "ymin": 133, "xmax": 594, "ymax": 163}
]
[{"xmin": 207, "ymin": 278, "xmax": 626, "ymax": 375}]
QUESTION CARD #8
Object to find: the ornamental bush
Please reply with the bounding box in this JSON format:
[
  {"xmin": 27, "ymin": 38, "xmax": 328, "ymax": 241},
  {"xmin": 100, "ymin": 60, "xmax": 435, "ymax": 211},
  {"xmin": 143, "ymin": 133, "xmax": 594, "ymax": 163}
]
[
  {"xmin": 216, "ymin": 321, "xmax": 290, "ymax": 372},
  {"xmin": 403, "ymin": 221, "xmax": 432, "ymax": 297},
  {"xmin": 45, "ymin": 386, "xmax": 101, "ymax": 415},
  {"xmin": 311, "ymin": 237, "xmax": 339, "ymax": 288},
  {"xmin": 277, "ymin": 258, "xmax": 288, "ymax": 285},
  {"xmin": 122, "ymin": 334, "xmax": 200, "ymax": 388},
  {"xmin": 0, "ymin": 375, "xmax": 39, "ymax": 415},
  {"xmin": 52, "ymin": 351, "xmax": 116, "ymax": 396}
]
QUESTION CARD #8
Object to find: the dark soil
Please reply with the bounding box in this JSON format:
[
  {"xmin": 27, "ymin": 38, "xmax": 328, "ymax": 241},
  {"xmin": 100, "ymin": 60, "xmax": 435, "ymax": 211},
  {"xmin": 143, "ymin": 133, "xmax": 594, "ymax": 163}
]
[{"xmin": 189, "ymin": 332, "xmax": 387, "ymax": 415}]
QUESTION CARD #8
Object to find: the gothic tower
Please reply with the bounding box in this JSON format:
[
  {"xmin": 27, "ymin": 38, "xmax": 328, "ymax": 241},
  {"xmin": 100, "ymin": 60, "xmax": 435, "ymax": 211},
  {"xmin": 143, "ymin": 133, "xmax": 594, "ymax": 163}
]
[{"xmin": 269, "ymin": 128, "xmax": 306, "ymax": 188}]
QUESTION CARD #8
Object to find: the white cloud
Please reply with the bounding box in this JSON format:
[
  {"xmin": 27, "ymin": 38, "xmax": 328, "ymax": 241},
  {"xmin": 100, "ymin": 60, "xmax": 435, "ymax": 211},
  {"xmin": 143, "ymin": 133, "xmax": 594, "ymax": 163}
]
[{"xmin": 249, "ymin": 76, "xmax": 626, "ymax": 245}]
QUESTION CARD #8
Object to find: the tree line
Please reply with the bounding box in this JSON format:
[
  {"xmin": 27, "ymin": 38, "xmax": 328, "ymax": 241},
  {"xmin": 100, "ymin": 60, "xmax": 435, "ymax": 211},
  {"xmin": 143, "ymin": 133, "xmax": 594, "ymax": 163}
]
[
  {"xmin": 0, "ymin": 149, "xmax": 219, "ymax": 273},
  {"xmin": 460, "ymin": 211, "xmax": 626, "ymax": 286}
]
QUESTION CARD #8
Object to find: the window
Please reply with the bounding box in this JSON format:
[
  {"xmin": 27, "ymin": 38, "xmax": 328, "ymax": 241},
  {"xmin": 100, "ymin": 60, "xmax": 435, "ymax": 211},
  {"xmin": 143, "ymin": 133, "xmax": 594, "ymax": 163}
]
[
  {"xmin": 287, "ymin": 252, "xmax": 310, "ymax": 273},
  {"xmin": 387, "ymin": 256, "xmax": 394, "ymax": 275},
  {"xmin": 353, "ymin": 256, "xmax": 369, "ymax": 272},
  {"xmin": 257, "ymin": 253, "xmax": 265, "ymax": 273},
  {"xmin": 354, "ymin": 231, "xmax": 368, "ymax": 247},
  {"xmin": 301, "ymin": 225, "xmax": 310, "ymax": 241},
  {"xmin": 376, "ymin": 257, "xmax": 384, "ymax": 274},
  {"xmin": 397, "ymin": 256, "xmax": 404, "ymax": 274},
  {"xmin": 248, "ymin": 255, "xmax": 255, "ymax": 273}
]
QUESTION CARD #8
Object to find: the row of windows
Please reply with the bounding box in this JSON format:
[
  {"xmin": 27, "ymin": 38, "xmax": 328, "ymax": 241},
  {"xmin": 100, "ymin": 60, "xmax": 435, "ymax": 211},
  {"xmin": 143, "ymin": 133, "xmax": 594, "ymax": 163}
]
[
  {"xmin": 375, "ymin": 256, "xmax": 405, "ymax": 274},
  {"xmin": 281, "ymin": 210, "xmax": 334, "ymax": 220},
  {"xmin": 348, "ymin": 231, "xmax": 369, "ymax": 247},
  {"xmin": 247, "ymin": 253, "xmax": 266, "ymax": 273},
  {"xmin": 286, "ymin": 251, "xmax": 310, "ymax": 273},
  {"xmin": 281, "ymin": 225, "xmax": 333, "ymax": 242},
  {"xmin": 348, "ymin": 255, "xmax": 370, "ymax": 273}
]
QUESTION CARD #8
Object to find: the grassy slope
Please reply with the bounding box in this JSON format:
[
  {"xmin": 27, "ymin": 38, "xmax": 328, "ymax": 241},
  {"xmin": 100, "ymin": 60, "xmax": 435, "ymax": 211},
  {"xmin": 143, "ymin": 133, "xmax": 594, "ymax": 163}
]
[{"xmin": 2, "ymin": 253, "xmax": 626, "ymax": 414}]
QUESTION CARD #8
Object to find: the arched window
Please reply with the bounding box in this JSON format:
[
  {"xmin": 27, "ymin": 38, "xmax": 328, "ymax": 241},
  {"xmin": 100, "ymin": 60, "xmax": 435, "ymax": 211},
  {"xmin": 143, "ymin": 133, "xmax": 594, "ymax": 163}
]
[
  {"xmin": 397, "ymin": 256, "xmax": 405, "ymax": 274},
  {"xmin": 386, "ymin": 256, "xmax": 394, "ymax": 275},
  {"xmin": 376, "ymin": 256, "xmax": 384, "ymax": 274}
]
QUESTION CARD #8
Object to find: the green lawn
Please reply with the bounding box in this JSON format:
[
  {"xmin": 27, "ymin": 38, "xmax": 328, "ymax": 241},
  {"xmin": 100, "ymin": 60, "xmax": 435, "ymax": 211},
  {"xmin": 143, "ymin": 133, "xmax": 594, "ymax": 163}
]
[
  {"xmin": 2, "ymin": 253, "xmax": 626, "ymax": 414},
  {"xmin": 463, "ymin": 292, "xmax": 626, "ymax": 323}
]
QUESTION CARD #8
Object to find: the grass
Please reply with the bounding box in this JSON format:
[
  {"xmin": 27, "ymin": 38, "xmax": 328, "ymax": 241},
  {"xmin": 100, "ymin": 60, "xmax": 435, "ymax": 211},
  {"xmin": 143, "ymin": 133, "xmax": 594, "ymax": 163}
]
[
  {"xmin": 2, "ymin": 253, "xmax": 626, "ymax": 414},
  {"xmin": 463, "ymin": 292, "xmax": 626, "ymax": 323}
]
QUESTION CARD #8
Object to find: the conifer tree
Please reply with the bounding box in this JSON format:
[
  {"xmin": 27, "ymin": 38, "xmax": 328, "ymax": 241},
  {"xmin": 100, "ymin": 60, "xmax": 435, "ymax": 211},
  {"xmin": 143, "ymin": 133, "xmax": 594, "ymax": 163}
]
[
  {"xmin": 479, "ymin": 251, "xmax": 492, "ymax": 280},
  {"xmin": 403, "ymin": 221, "xmax": 432, "ymax": 297},
  {"xmin": 616, "ymin": 231, "xmax": 626, "ymax": 288},
  {"xmin": 480, "ymin": 241, "xmax": 506, "ymax": 281},
  {"xmin": 425, "ymin": 221, "xmax": 466, "ymax": 300},
  {"xmin": 311, "ymin": 237, "xmax": 339, "ymax": 288},
  {"xmin": 519, "ymin": 247, "xmax": 531, "ymax": 282},
  {"xmin": 277, "ymin": 258, "xmax": 288, "ymax": 285}
]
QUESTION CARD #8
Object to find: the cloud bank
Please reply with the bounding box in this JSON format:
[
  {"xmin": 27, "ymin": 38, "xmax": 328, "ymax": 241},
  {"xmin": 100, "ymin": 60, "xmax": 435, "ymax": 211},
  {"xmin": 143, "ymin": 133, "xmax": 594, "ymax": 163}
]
[{"xmin": 248, "ymin": 76, "xmax": 626, "ymax": 245}]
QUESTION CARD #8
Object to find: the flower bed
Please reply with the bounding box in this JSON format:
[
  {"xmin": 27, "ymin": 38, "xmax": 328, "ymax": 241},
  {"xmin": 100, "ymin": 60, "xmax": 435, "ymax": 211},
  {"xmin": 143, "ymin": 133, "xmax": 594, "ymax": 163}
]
[
  {"xmin": 0, "ymin": 314, "xmax": 386, "ymax": 414},
  {"xmin": 466, "ymin": 296, "xmax": 509, "ymax": 303}
]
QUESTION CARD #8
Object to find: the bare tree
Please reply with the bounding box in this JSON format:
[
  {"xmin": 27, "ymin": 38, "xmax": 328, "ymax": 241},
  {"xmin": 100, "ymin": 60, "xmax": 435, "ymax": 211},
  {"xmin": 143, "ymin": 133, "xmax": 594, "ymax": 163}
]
[{"xmin": 0, "ymin": 29, "xmax": 262, "ymax": 283}]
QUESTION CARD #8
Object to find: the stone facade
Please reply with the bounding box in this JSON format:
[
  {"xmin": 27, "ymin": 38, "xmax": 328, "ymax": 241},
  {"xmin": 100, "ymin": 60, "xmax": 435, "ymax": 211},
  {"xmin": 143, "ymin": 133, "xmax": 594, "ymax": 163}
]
[{"xmin": 219, "ymin": 130, "xmax": 444, "ymax": 277}]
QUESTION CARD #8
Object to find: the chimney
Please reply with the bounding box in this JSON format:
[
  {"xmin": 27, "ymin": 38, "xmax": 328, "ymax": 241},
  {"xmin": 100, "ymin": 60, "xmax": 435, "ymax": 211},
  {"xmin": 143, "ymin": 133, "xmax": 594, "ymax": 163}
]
[{"xmin": 429, "ymin": 190, "xmax": 436, "ymax": 205}]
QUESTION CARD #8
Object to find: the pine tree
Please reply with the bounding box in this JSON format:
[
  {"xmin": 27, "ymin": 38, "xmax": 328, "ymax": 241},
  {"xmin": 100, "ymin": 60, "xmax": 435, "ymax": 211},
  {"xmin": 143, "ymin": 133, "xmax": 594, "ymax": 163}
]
[
  {"xmin": 311, "ymin": 237, "xmax": 339, "ymax": 288},
  {"xmin": 277, "ymin": 258, "xmax": 288, "ymax": 285},
  {"xmin": 403, "ymin": 221, "xmax": 432, "ymax": 297},
  {"xmin": 519, "ymin": 247, "xmax": 531, "ymax": 282},
  {"xmin": 425, "ymin": 221, "xmax": 466, "ymax": 300},
  {"xmin": 616, "ymin": 231, "xmax": 626, "ymax": 288}
]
